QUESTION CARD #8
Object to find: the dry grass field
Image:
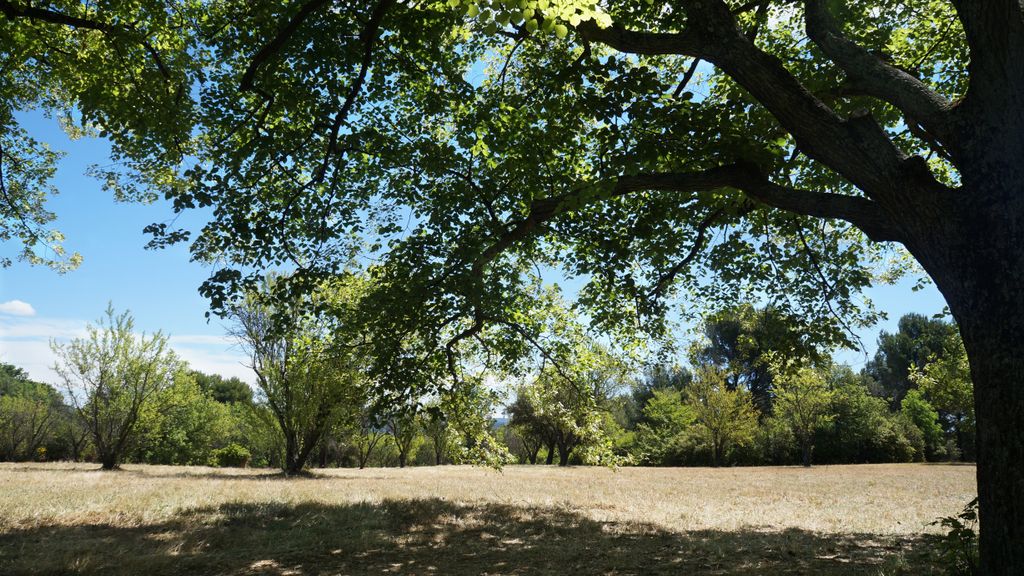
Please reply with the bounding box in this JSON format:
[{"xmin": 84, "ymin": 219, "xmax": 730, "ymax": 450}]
[{"xmin": 0, "ymin": 462, "xmax": 975, "ymax": 575}]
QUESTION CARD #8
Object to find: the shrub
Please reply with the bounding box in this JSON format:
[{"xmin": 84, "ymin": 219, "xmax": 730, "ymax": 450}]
[
  {"xmin": 209, "ymin": 443, "xmax": 251, "ymax": 468},
  {"xmin": 931, "ymin": 498, "xmax": 978, "ymax": 575}
]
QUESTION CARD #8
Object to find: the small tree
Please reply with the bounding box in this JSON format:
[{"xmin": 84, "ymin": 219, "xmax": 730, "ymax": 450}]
[
  {"xmin": 773, "ymin": 365, "xmax": 835, "ymax": 467},
  {"xmin": 685, "ymin": 366, "xmax": 758, "ymax": 467},
  {"xmin": 230, "ymin": 278, "xmax": 365, "ymax": 475},
  {"xmin": 901, "ymin": 389, "xmax": 946, "ymax": 461},
  {"xmin": 135, "ymin": 371, "xmax": 234, "ymax": 465},
  {"xmin": 631, "ymin": 388, "xmax": 694, "ymax": 465},
  {"xmin": 51, "ymin": 306, "xmax": 179, "ymax": 469},
  {"xmin": 0, "ymin": 378, "xmax": 61, "ymax": 461},
  {"xmin": 352, "ymin": 409, "xmax": 386, "ymax": 469},
  {"xmin": 420, "ymin": 402, "xmax": 451, "ymax": 465},
  {"xmin": 385, "ymin": 406, "xmax": 419, "ymax": 468}
]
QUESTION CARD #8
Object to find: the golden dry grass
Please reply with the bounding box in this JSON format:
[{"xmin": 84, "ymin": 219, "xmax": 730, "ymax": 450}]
[{"xmin": 0, "ymin": 462, "xmax": 976, "ymax": 575}]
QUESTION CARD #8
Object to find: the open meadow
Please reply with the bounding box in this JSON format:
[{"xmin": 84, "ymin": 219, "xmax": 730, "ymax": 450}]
[{"xmin": 0, "ymin": 462, "xmax": 976, "ymax": 575}]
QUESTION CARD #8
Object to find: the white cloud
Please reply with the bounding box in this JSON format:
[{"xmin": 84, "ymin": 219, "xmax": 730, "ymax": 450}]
[
  {"xmin": 0, "ymin": 317, "xmax": 254, "ymax": 386},
  {"xmin": 0, "ymin": 300, "xmax": 36, "ymax": 317}
]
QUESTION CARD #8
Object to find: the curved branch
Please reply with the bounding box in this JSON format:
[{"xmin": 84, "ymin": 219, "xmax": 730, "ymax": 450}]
[
  {"xmin": 804, "ymin": 0, "xmax": 955, "ymax": 142},
  {"xmin": 649, "ymin": 206, "xmax": 730, "ymax": 299},
  {"xmin": 0, "ymin": 0, "xmax": 172, "ymax": 80},
  {"xmin": 473, "ymin": 163, "xmax": 903, "ymax": 276},
  {"xmin": 579, "ymin": 2, "xmax": 911, "ymax": 201},
  {"xmin": 0, "ymin": 0, "xmax": 112, "ymax": 31},
  {"xmin": 311, "ymin": 0, "xmax": 396, "ymax": 184}
]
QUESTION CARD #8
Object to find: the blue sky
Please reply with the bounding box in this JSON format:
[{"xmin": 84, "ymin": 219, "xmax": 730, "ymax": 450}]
[{"xmin": 0, "ymin": 111, "xmax": 949, "ymax": 387}]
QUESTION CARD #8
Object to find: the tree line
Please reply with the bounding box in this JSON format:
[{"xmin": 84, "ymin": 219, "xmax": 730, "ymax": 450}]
[
  {"xmin": 506, "ymin": 306, "xmax": 974, "ymax": 468},
  {"xmin": 0, "ymin": 301, "xmax": 972, "ymax": 473}
]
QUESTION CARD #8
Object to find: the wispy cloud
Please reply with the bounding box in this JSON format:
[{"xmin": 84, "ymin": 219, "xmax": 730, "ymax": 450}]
[
  {"xmin": 0, "ymin": 316, "xmax": 253, "ymax": 385},
  {"xmin": 0, "ymin": 300, "xmax": 36, "ymax": 317}
]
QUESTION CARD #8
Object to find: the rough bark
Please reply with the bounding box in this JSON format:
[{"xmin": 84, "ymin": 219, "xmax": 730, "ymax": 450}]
[{"xmin": 904, "ymin": 167, "xmax": 1024, "ymax": 574}]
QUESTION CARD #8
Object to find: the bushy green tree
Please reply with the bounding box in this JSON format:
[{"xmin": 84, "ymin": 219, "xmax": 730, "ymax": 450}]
[
  {"xmin": 685, "ymin": 366, "xmax": 758, "ymax": 467},
  {"xmin": 694, "ymin": 305, "xmax": 826, "ymax": 413},
  {"xmin": 773, "ymin": 365, "xmax": 835, "ymax": 467},
  {"xmin": 901, "ymin": 389, "xmax": 946, "ymax": 461},
  {"xmin": 910, "ymin": 334, "xmax": 975, "ymax": 460},
  {"xmin": 626, "ymin": 364, "xmax": 692, "ymax": 428},
  {"xmin": 135, "ymin": 370, "xmax": 234, "ymax": 465},
  {"xmin": 510, "ymin": 343, "xmax": 626, "ymax": 466},
  {"xmin": 384, "ymin": 403, "xmax": 420, "ymax": 469},
  {"xmin": 420, "ymin": 402, "xmax": 451, "ymax": 466},
  {"xmin": 813, "ymin": 366, "xmax": 917, "ymax": 464},
  {"xmin": 630, "ymin": 388, "xmax": 693, "ymax": 465},
  {"xmin": 52, "ymin": 306, "xmax": 180, "ymax": 469},
  {"xmin": 230, "ymin": 277, "xmax": 367, "ymax": 474},
  {"xmin": 191, "ymin": 370, "xmax": 252, "ymax": 404},
  {"xmin": 864, "ymin": 314, "xmax": 958, "ymax": 405},
  {"xmin": 0, "ymin": 367, "xmax": 63, "ymax": 461}
]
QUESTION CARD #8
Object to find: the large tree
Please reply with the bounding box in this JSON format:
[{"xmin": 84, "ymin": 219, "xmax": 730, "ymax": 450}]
[
  {"xmin": 864, "ymin": 313, "xmax": 959, "ymax": 404},
  {"xmin": 693, "ymin": 304, "xmax": 824, "ymax": 413},
  {"xmin": 6, "ymin": 0, "xmax": 1024, "ymax": 569}
]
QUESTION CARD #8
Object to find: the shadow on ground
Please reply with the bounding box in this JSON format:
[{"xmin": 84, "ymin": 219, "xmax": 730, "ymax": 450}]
[{"xmin": 0, "ymin": 498, "xmax": 939, "ymax": 576}]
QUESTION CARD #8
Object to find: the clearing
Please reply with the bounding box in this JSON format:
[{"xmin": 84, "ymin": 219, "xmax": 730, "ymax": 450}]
[{"xmin": 0, "ymin": 462, "xmax": 976, "ymax": 575}]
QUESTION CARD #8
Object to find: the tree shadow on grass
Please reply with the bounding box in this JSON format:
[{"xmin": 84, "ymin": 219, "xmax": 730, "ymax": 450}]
[{"xmin": 0, "ymin": 498, "xmax": 940, "ymax": 576}]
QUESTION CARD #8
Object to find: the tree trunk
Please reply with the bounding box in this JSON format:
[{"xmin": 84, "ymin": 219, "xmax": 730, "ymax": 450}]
[
  {"xmin": 398, "ymin": 450, "xmax": 407, "ymax": 468},
  {"xmin": 99, "ymin": 451, "xmax": 119, "ymax": 470},
  {"xmin": 545, "ymin": 440, "xmax": 555, "ymax": 465},
  {"xmin": 528, "ymin": 444, "xmax": 540, "ymax": 465},
  {"xmin": 801, "ymin": 440, "xmax": 812, "ymax": 468},
  {"xmin": 284, "ymin": 432, "xmax": 303, "ymax": 475},
  {"xmin": 558, "ymin": 442, "xmax": 571, "ymax": 466},
  {"xmin": 711, "ymin": 437, "xmax": 723, "ymax": 467},
  {"xmin": 956, "ymin": 317, "xmax": 1024, "ymax": 575},
  {"xmin": 909, "ymin": 195, "xmax": 1024, "ymax": 574}
]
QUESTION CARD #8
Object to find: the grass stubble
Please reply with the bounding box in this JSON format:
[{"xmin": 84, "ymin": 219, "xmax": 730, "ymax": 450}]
[{"xmin": 0, "ymin": 462, "xmax": 976, "ymax": 575}]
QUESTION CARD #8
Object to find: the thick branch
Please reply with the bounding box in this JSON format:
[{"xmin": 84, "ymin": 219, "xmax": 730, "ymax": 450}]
[
  {"xmin": 0, "ymin": 0, "xmax": 172, "ymax": 80},
  {"xmin": 0, "ymin": 0, "xmax": 112, "ymax": 31},
  {"xmin": 950, "ymin": 0, "xmax": 1024, "ymax": 101},
  {"xmin": 804, "ymin": 0, "xmax": 954, "ymax": 142},
  {"xmin": 579, "ymin": 2, "xmax": 911, "ymax": 201},
  {"xmin": 239, "ymin": 0, "xmax": 332, "ymax": 92},
  {"xmin": 474, "ymin": 163, "xmax": 902, "ymax": 276},
  {"xmin": 742, "ymin": 179, "xmax": 902, "ymax": 242}
]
